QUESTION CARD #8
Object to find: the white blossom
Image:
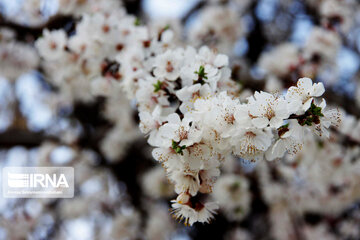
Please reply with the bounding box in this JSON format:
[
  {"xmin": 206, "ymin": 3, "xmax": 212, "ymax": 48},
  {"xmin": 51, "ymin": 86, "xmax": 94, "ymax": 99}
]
[
  {"xmin": 36, "ymin": 29, "xmax": 67, "ymax": 61},
  {"xmin": 247, "ymin": 91, "xmax": 289, "ymax": 128},
  {"xmin": 171, "ymin": 200, "xmax": 218, "ymax": 226},
  {"xmin": 286, "ymin": 77, "xmax": 325, "ymax": 114}
]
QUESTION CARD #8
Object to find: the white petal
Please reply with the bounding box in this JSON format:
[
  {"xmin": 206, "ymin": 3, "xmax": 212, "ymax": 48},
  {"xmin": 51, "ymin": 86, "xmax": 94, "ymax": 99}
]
[
  {"xmin": 252, "ymin": 118, "xmax": 269, "ymax": 128},
  {"xmin": 167, "ymin": 113, "xmax": 181, "ymax": 124},
  {"xmin": 214, "ymin": 54, "xmax": 229, "ymax": 67},
  {"xmin": 312, "ymin": 82, "xmax": 325, "ymax": 97}
]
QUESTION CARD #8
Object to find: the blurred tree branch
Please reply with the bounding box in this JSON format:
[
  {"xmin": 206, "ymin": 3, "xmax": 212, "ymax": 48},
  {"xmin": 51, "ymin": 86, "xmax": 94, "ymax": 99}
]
[
  {"xmin": 0, "ymin": 14, "xmax": 75, "ymax": 41},
  {"xmin": 181, "ymin": 0, "xmax": 206, "ymax": 24},
  {"xmin": 0, "ymin": 129, "xmax": 56, "ymax": 147}
]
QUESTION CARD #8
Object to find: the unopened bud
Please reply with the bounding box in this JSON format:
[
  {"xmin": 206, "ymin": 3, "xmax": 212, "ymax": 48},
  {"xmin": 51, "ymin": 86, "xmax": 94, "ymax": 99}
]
[{"xmin": 176, "ymin": 192, "xmax": 190, "ymax": 204}]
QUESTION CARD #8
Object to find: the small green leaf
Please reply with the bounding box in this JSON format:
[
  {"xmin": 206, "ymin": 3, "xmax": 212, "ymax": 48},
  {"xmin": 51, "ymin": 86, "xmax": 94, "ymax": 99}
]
[
  {"xmin": 193, "ymin": 65, "xmax": 208, "ymax": 85},
  {"xmin": 194, "ymin": 65, "xmax": 208, "ymax": 80},
  {"xmin": 172, "ymin": 140, "xmax": 186, "ymax": 155},
  {"xmin": 163, "ymin": 24, "xmax": 170, "ymax": 31},
  {"xmin": 309, "ymin": 102, "xmax": 324, "ymax": 117},
  {"xmin": 153, "ymin": 80, "xmax": 163, "ymax": 92},
  {"xmin": 298, "ymin": 102, "xmax": 324, "ymax": 126},
  {"xmin": 134, "ymin": 18, "xmax": 141, "ymax": 26},
  {"xmin": 278, "ymin": 123, "xmax": 289, "ymax": 129}
]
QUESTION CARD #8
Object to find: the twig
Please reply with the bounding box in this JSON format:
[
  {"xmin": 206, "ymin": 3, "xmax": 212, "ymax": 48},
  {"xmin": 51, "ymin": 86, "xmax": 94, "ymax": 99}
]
[
  {"xmin": 181, "ymin": 0, "xmax": 206, "ymax": 24},
  {"xmin": 0, "ymin": 14, "xmax": 75, "ymax": 41}
]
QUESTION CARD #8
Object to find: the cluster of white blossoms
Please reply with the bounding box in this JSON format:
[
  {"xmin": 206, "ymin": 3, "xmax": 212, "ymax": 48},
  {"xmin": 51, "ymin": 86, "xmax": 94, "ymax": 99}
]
[
  {"xmin": 259, "ymin": 26, "xmax": 341, "ymax": 85},
  {"xmin": 0, "ymin": 0, "xmax": 122, "ymax": 27},
  {"xmin": 305, "ymin": 0, "xmax": 357, "ymax": 33},
  {"xmin": 33, "ymin": 1, "xmax": 344, "ymax": 224},
  {"xmin": 188, "ymin": 5, "xmax": 246, "ymax": 54},
  {"xmin": 0, "ymin": 28, "xmax": 39, "ymax": 80},
  {"xmin": 35, "ymin": 7, "xmax": 144, "ymax": 161},
  {"xmin": 141, "ymin": 165, "xmax": 175, "ymax": 199},
  {"xmin": 35, "ymin": 7, "xmax": 131, "ymax": 102},
  {"xmin": 57, "ymin": 0, "xmax": 122, "ymax": 17},
  {"xmin": 2, "ymin": 143, "xmax": 178, "ymax": 240},
  {"xmin": 258, "ymin": 136, "xmax": 360, "ymax": 216},
  {"xmin": 213, "ymin": 174, "xmax": 251, "ymax": 221},
  {"xmin": 144, "ymin": 73, "xmax": 340, "ymax": 224},
  {"xmin": 99, "ymin": 92, "xmax": 140, "ymax": 162}
]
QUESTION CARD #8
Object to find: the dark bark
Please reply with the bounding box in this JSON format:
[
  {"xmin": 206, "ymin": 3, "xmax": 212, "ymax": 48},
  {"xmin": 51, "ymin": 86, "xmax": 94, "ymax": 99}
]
[{"xmin": 0, "ymin": 14, "xmax": 75, "ymax": 42}]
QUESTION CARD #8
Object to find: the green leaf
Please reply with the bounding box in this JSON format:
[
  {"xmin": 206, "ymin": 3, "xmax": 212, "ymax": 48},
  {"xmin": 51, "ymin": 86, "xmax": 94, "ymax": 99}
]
[
  {"xmin": 194, "ymin": 65, "xmax": 208, "ymax": 81},
  {"xmin": 134, "ymin": 18, "xmax": 141, "ymax": 26},
  {"xmin": 172, "ymin": 140, "xmax": 186, "ymax": 155},
  {"xmin": 278, "ymin": 123, "xmax": 289, "ymax": 129},
  {"xmin": 298, "ymin": 102, "xmax": 324, "ymax": 126},
  {"xmin": 163, "ymin": 24, "xmax": 170, "ymax": 31},
  {"xmin": 153, "ymin": 80, "xmax": 163, "ymax": 92},
  {"xmin": 309, "ymin": 102, "xmax": 324, "ymax": 117}
]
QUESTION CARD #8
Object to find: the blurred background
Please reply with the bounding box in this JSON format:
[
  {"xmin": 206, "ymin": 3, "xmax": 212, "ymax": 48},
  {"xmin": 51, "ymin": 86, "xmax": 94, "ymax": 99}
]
[{"xmin": 0, "ymin": 0, "xmax": 360, "ymax": 239}]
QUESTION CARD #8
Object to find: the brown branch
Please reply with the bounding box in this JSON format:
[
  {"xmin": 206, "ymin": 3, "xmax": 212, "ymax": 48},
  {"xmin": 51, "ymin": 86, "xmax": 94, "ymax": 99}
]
[
  {"xmin": 0, "ymin": 14, "xmax": 75, "ymax": 41},
  {"xmin": 181, "ymin": 0, "xmax": 206, "ymax": 24},
  {"xmin": 0, "ymin": 129, "xmax": 58, "ymax": 148}
]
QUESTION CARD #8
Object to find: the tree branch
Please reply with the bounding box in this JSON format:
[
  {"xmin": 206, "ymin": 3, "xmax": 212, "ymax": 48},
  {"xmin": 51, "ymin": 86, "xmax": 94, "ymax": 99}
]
[
  {"xmin": 0, "ymin": 14, "xmax": 75, "ymax": 41},
  {"xmin": 0, "ymin": 129, "xmax": 57, "ymax": 148},
  {"xmin": 181, "ymin": 0, "xmax": 206, "ymax": 24}
]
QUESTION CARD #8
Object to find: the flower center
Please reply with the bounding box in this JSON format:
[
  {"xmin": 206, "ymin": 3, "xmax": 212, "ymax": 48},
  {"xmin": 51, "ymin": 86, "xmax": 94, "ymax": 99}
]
[
  {"xmin": 224, "ymin": 113, "xmax": 235, "ymax": 124},
  {"xmin": 179, "ymin": 126, "xmax": 188, "ymax": 140},
  {"xmin": 166, "ymin": 61, "xmax": 174, "ymax": 72}
]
